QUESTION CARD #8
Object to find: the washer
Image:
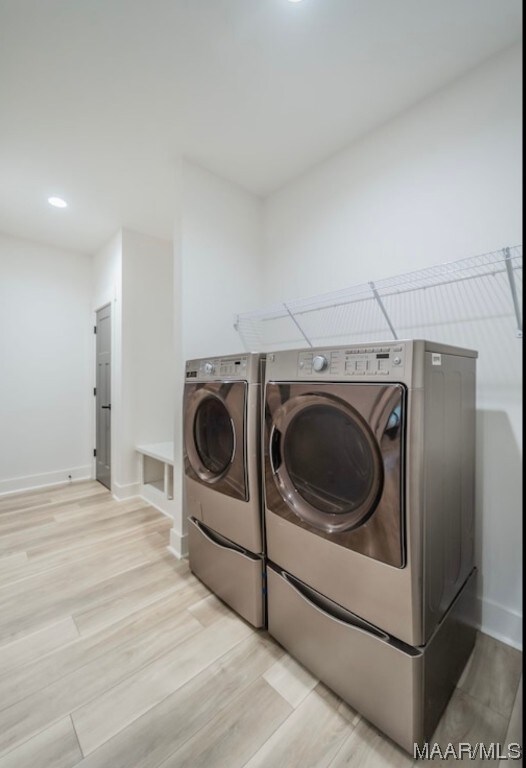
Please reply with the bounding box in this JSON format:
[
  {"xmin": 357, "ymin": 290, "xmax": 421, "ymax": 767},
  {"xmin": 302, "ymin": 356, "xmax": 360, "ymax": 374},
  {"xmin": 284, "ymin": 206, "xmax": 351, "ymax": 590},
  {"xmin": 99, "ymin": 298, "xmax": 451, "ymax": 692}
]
[
  {"xmin": 184, "ymin": 353, "xmax": 265, "ymax": 627},
  {"xmin": 263, "ymin": 340, "xmax": 478, "ymax": 751}
]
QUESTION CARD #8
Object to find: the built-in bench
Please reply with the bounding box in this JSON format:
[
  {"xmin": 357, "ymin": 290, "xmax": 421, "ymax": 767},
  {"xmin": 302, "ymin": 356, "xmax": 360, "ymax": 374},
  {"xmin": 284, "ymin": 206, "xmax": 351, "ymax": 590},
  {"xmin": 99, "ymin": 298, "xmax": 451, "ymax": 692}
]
[{"xmin": 136, "ymin": 442, "xmax": 175, "ymax": 518}]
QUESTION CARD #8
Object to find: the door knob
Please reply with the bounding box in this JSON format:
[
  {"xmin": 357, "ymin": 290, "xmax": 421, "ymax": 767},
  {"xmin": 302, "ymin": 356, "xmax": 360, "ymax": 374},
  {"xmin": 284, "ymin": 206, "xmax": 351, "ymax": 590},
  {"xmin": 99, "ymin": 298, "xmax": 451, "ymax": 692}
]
[{"xmin": 101, "ymin": 404, "xmax": 111, "ymax": 410}]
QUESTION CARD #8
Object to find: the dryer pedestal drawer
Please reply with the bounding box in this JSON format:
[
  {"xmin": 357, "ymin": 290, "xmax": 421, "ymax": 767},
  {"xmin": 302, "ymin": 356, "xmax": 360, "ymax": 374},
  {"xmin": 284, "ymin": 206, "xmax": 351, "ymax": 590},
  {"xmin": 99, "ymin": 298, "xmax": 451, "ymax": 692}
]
[
  {"xmin": 188, "ymin": 518, "xmax": 265, "ymax": 628},
  {"xmin": 267, "ymin": 565, "xmax": 476, "ymax": 754}
]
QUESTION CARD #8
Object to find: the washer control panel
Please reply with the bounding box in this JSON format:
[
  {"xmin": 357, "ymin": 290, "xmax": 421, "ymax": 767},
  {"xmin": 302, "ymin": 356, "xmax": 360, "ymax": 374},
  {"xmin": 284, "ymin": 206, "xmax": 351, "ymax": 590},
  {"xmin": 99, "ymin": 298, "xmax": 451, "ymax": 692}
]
[
  {"xmin": 298, "ymin": 345, "xmax": 405, "ymax": 377},
  {"xmin": 217, "ymin": 357, "xmax": 248, "ymax": 377},
  {"xmin": 186, "ymin": 356, "xmax": 248, "ymax": 380}
]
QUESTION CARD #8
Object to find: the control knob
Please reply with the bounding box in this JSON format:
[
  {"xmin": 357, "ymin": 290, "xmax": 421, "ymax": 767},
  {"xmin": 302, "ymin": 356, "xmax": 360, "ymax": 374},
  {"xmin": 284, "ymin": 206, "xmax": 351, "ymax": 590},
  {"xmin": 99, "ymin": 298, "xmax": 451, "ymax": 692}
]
[
  {"xmin": 392, "ymin": 356, "xmax": 402, "ymax": 366},
  {"xmin": 204, "ymin": 361, "xmax": 216, "ymax": 375},
  {"xmin": 312, "ymin": 355, "xmax": 328, "ymax": 372}
]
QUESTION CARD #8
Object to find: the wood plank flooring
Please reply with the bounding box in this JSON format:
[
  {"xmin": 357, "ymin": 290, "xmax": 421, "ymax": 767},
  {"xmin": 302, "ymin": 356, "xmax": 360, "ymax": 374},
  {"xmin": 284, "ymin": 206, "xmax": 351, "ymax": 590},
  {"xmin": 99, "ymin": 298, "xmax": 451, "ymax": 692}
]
[{"xmin": 0, "ymin": 481, "xmax": 522, "ymax": 767}]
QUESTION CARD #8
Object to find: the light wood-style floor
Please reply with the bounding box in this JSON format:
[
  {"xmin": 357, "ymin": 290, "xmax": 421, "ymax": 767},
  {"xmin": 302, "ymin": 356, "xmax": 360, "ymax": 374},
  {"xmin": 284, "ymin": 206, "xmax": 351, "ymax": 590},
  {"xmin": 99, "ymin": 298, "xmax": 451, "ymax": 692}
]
[{"xmin": 0, "ymin": 481, "xmax": 522, "ymax": 768}]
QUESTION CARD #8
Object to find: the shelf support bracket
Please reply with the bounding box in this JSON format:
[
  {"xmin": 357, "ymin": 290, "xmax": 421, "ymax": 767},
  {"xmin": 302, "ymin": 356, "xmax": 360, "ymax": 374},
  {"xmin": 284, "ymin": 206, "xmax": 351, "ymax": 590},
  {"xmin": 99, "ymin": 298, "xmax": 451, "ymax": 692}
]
[
  {"xmin": 503, "ymin": 248, "xmax": 523, "ymax": 338},
  {"xmin": 233, "ymin": 314, "xmax": 251, "ymax": 351},
  {"xmin": 369, "ymin": 281, "xmax": 398, "ymax": 340},
  {"xmin": 283, "ymin": 303, "xmax": 313, "ymax": 347}
]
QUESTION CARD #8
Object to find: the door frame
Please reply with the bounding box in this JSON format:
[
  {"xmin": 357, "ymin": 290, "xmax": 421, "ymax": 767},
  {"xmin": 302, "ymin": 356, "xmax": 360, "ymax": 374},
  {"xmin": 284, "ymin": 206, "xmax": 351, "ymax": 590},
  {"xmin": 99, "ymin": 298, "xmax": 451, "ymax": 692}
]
[
  {"xmin": 93, "ymin": 302, "xmax": 113, "ymax": 491},
  {"xmin": 268, "ymin": 391, "xmax": 385, "ymax": 533},
  {"xmin": 183, "ymin": 380, "xmax": 248, "ymax": 501},
  {"xmin": 264, "ymin": 380, "xmax": 407, "ymax": 568}
]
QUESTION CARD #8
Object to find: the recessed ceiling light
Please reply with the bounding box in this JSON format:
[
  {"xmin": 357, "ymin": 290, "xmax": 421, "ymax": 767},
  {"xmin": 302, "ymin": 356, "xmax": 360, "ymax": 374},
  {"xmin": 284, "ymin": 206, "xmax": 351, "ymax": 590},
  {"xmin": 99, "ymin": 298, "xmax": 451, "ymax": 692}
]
[
  {"xmin": 288, "ymin": 0, "xmax": 305, "ymax": 3},
  {"xmin": 48, "ymin": 196, "xmax": 68, "ymax": 208}
]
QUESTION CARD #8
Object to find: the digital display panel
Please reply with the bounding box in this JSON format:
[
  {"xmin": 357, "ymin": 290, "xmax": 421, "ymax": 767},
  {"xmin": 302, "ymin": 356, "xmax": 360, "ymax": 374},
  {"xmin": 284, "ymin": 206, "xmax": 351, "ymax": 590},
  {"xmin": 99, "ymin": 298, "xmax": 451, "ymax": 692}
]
[{"xmin": 376, "ymin": 353, "xmax": 390, "ymax": 359}]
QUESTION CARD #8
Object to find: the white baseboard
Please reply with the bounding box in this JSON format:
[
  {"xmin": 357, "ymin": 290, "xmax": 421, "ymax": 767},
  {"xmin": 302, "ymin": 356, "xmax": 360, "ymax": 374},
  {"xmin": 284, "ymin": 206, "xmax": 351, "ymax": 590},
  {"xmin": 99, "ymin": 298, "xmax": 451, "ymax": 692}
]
[
  {"xmin": 168, "ymin": 528, "xmax": 188, "ymax": 559},
  {"xmin": 477, "ymin": 596, "xmax": 522, "ymax": 650},
  {"xmin": 0, "ymin": 466, "xmax": 92, "ymax": 497},
  {"xmin": 112, "ymin": 481, "xmax": 141, "ymax": 501}
]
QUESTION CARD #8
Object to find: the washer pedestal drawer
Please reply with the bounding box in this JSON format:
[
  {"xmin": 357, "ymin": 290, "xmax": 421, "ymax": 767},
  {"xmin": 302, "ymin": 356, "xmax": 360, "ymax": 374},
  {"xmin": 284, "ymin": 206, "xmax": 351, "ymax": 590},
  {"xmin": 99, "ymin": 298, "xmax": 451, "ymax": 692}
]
[
  {"xmin": 267, "ymin": 565, "xmax": 477, "ymax": 754},
  {"xmin": 188, "ymin": 517, "xmax": 265, "ymax": 628}
]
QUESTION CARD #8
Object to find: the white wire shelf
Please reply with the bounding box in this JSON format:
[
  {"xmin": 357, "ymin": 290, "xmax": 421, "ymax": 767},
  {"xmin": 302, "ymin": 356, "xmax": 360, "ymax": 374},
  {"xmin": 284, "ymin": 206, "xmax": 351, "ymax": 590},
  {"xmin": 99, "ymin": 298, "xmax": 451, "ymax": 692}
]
[{"xmin": 234, "ymin": 246, "xmax": 522, "ymax": 388}]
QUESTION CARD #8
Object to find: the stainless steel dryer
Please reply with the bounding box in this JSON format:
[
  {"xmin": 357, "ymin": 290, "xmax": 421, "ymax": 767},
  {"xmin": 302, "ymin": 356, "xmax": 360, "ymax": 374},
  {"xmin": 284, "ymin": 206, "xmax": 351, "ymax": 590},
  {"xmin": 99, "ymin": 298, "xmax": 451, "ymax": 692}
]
[
  {"xmin": 263, "ymin": 340, "xmax": 478, "ymax": 751},
  {"xmin": 184, "ymin": 353, "xmax": 265, "ymax": 628}
]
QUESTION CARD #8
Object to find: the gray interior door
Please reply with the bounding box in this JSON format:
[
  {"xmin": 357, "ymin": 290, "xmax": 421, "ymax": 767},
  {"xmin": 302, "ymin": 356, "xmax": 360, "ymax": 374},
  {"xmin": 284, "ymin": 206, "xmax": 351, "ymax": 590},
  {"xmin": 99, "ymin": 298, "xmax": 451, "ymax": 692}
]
[{"xmin": 95, "ymin": 304, "xmax": 111, "ymax": 489}]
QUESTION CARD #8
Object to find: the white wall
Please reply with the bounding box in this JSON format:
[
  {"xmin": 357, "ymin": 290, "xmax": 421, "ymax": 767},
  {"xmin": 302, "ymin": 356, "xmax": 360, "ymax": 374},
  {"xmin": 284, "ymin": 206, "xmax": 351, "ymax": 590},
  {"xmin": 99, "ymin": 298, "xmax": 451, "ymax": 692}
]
[
  {"xmin": 92, "ymin": 230, "xmax": 122, "ymax": 311},
  {"xmin": 476, "ymin": 389, "xmax": 522, "ymax": 648},
  {"xmin": 264, "ymin": 45, "xmax": 522, "ymax": 301},
  {"xmin": 170, "ymin": 161, "xmax": 263, "ymax": 555},
  {"xmin": 0, "ymin": 232, "xmax": 92, "ymax": 493},
  {"xmin": 181, "ymin": 161, "xmax": 264, "ymax": 359},
  {"xmin": 262, "ymin": 45, "xmax": 523, "ymax": 648},
  {"xmin": 119, "ymin": 229, "xmax": 175, "ymax": 492},
  {"xmin": 91, "ymin": 228, "xmax": 175, "ymax": 500}
]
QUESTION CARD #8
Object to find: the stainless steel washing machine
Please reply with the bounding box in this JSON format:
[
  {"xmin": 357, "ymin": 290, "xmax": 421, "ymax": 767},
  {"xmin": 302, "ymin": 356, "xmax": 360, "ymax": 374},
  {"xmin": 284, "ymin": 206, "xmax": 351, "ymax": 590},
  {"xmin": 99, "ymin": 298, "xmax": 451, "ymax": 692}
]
[
  {"xmin": 263, "ymin": 340, "xmax": 478, "ymax": 751},
  {"xmin": 184, "ymin": 353, "xmax": 265, "ymax": 627}
]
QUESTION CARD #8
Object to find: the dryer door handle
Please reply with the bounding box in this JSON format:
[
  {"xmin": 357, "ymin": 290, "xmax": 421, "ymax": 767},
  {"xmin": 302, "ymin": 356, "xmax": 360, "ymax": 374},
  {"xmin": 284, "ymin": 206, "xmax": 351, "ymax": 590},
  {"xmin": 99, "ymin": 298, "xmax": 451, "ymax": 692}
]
[{"xmin": 269, "ymin": 426, "xmax": 282, "ymax": 474}]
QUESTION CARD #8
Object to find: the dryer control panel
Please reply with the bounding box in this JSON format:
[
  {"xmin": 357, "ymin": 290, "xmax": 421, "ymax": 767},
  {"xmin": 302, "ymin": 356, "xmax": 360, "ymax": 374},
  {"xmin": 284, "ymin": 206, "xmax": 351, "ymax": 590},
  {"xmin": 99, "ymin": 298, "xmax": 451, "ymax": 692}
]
[
  {"xmin": 297, "ymin": 345, "xmax": 405, "ymax": 377},
  {"xmin": 185, "ymin": 355, "xmax": 249, "ymax": 382},
  {"xmin": 185, "ymin": 355, "xmax": 247, "ymax": 381}
]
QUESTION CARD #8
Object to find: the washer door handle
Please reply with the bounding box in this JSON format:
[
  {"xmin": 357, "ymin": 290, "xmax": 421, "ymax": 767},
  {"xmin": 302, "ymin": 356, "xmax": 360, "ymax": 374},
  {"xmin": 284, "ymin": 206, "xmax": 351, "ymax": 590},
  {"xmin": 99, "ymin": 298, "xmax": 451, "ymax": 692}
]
[
  {"xmin": 229, "ymin": 417, "xmax": 236, "ymax": 464},
  {"xmin": 269, "ymin": 425, "xmax": 282, "ymax": 474}
]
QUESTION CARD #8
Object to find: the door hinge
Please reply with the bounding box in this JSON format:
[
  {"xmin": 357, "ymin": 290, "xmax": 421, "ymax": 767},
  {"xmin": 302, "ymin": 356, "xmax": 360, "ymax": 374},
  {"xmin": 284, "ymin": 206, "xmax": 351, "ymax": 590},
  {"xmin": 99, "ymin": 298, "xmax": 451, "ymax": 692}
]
[
  {"xmin": 93, "ymin": 387, "xmax": 96, "ymax": 396},
  {"xmin": 93, "ymin": 449, "xmax": 97, "ymax": 457},
  {"xmin": 93, "ymin": 325, "xmax": 97, "ymax": 334}
]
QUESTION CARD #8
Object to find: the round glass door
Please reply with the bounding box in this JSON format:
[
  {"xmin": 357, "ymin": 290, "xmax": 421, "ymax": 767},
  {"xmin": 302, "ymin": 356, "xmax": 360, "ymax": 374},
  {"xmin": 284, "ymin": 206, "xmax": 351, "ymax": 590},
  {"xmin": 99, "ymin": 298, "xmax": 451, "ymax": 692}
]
[
  {"xmin": 189, "ymin": 394, "xmax": 235, "ymax": 481},
  {"xmin": 273, "ymin": 398, "xmax": 383, "ymax": 532}
]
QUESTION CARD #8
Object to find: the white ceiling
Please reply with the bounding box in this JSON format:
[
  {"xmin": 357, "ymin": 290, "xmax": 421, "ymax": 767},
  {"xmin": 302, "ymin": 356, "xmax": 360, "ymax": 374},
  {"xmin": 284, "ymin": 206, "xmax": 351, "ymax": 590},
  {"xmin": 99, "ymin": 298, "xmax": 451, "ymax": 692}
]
[{"xmin": 0, "ymin": 0, "xmax": 522, "ymax": 253}]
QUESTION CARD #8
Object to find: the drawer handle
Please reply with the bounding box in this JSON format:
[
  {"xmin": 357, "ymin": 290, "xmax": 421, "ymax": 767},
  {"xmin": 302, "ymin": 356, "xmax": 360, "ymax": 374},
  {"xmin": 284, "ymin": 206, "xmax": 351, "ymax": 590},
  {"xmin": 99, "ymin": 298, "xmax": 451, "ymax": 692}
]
[
  {"xmin": 282, "ymin": 570, "xmax": 388, "ymax": 640},
  {"xmin": 191, "ymin": 519, "xmax": 259, "ymax": 561},
  {"xmin": 278, "ymin": 569, "xmax": 421, "ymax": 655}
]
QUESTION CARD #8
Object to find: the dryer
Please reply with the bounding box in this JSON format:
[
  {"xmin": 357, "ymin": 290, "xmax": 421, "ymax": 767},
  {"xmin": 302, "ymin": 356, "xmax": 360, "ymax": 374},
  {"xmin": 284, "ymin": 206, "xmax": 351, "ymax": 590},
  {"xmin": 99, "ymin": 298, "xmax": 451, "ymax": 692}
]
[
  {"xmin": 184, "ymin": 353, "xmax": 265, "ymax": 627},
  {"xmin": 263, "ymin": 340, "xmax": 478, "ymax": 751}
]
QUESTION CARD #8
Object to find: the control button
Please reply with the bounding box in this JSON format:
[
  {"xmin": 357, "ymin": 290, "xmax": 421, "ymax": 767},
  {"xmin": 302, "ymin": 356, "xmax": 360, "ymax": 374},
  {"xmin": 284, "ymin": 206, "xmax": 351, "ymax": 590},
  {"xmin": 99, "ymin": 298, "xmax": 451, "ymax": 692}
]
[
  {"xmin": 392, "ymin": 356, "xmax": 402, "ymax": 366},
  {"xmin": 312, "ymin": 355, "xmax": 328, "ymax": 372},
  {"xmin": 204, "ymin": 362, "xmax": 216, "ymax": 375}
]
